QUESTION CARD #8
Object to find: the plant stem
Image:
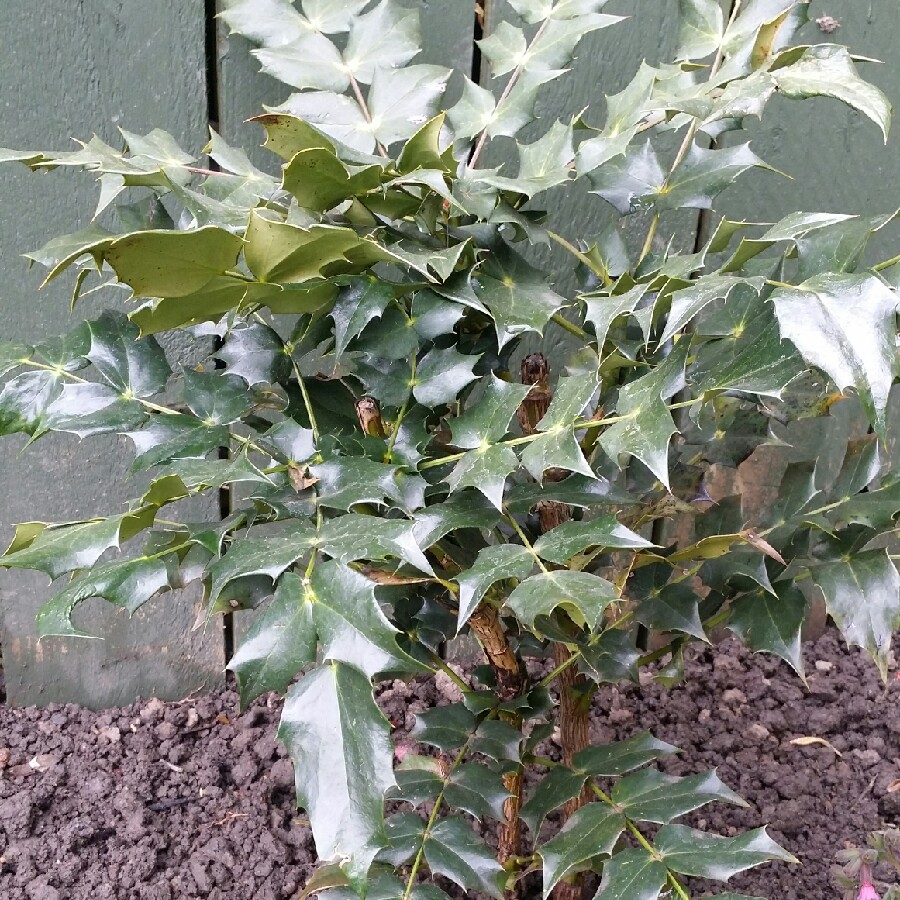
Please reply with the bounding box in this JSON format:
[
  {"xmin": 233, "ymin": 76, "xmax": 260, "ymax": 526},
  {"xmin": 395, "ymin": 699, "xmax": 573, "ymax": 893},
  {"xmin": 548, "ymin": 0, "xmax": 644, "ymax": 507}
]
[
  {"xmin": 428, "ymin": 650, "xmax": 470, "ymax": 693},
  {"xmin": 874, "ymin": 253, "xmax": 900, "ymax": 272},
  {"xmin": 385, "ymin": 354, "xmax": 417, "ymax": 462},
  {"xmin": 550, "ymin": 313, "xmax": 591, "ymax": 342},
  {"xmin": 348, "ymin": 72, "xmax": 389, "ymax": 158},
  {"xmin": 292, "ymin": 359, "xmax": 320, "ymax": 446},
  {"xmin": 546, "ymin": 230, "xmax": 609, "ymax": 285}
]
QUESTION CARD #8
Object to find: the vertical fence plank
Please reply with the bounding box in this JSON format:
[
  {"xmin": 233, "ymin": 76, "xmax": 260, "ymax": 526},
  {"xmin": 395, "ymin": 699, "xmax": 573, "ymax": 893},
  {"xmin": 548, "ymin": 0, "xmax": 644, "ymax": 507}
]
[{"xmin": 0, "ymin": 1, "xmax": 225, "ymax": 707}]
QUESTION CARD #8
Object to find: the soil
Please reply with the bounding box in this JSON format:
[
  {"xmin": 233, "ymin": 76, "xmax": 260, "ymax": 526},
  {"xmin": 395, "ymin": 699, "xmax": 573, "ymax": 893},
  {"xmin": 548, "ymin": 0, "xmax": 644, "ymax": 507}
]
[{"xmin": 1, "ymin": 628, "xmax": 899, "ymax": 900}]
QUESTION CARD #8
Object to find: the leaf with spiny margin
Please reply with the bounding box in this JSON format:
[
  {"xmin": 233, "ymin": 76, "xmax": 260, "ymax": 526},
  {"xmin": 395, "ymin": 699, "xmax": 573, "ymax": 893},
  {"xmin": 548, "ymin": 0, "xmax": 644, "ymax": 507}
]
[
  {"xmin": 398, "ymin": 113, "xmax": 453, "ymax": 175},
  {"xmin": 331, "ymin": 277, "xmax": 394, "ymax": 359},
  {"xmin": 342, "ymin": 0, "xmax": 420, "ymax": 84},
  {"xmin": 505, "ymin": 475, "xmax": 635, "ymax": 513},
  {"xmin": 445, "ymin": 444, "xmax": 519, "ymax": 507},
  {"xmin": 472, "ymin": 719, "xmax": 523, "ymax": 762},
  {"xmin": 86, "ymin": 311, "xmax": 170, "ymax": 397},
  {"xmin": 411, "ymin": 702, "xmax": 475, "ymax": 751},
  {"xmin": 526, "ymin": 15, "xmax": 624, "ymax": 71},
  {"xmin": 368, "ymin": 65, "xmax": 452, "ymax": 147},
  {"xmin": 539, "ymin": 804, "xmax": 626, "ymax": 899},
  {"xmin": 0, "ymin": 371, "xmax": 64, "ymax": 437},
  {"xmin": 655, "ymin": 824, "xmax": 797, "ymax": 879},
  {"xmin": 541, "ymin": 374, "xmax": 600, "ymax": 430},
  {"xmin": 35, "ymin": 555, "xmax": 174, "ymax": 638},
  {"xmin": 634, "ymin": 583, "xmax": 707, "ymax": 641},
  {"xmin": 507, "ymin": 570, "xmax": 618, "ymax": 629},
  {"xmin": 0, "ymin": 515, "xmax": 126, "ymax": 580},
  {"xmin": 282, "ymin": 147, "xmax": 382, "ymax": 211},
  {"xmin": 483, "ymin": 120, "xmax": 574, "ymax": 197},
  {"xmin": 474, "ymin": 243, "xmax": 567, "ymax": 348},
  {"xmin": 412, "ymin": 491, "xmax": 501, "ymax": 549},
  {"xmin": 773, "ymin": 45, "xmax": 891, "ymax": 141},
  {"xmin": 414, "ymin": 348, "xmax": 479, "ymax": 407},
  {"xmin": 660, "ymin": 276, "xmax": 758, "ymax": 345},
  {"xmin": 771, "ymin": 273, "xmax": 898, "ymax": 438},
  {"xmin": 424, "ymin": 819, "xmax": 506, "ymax": 900},
  {"xmin": 521, "ymin": 765, "xmax": 590, "ymax": 835},
  {"xmin": 456, "ymin": 544, "xmax": 535, "ymax": 632},
  {"xmin": 206, "ymin": 525, "xmax": 314, "ymax": 605},
  {"xmin": 612, "ymin": 768, "xmax": 746, "ymax": 824},
  {"xmin": 317, "ymin": 515, "xmax": 434, "ymax": 575},
  {"xmin": 573, "ymin": 732, "xmax": 679, "ymax": 777},
  {"xmin": 40, "ymin": 383, "xmax": 145, "ymax": 438},
  {"xmin": 227, "ymin": 572, "xmax": 316, "ymax": 707},
  {"xmin": 600, "ymin": 341, "xmax": 688, "ymax": 488},
  {"xmin": 580, "ymin": 628, "xmax": 641, "ymax": 683},
  {"xmin": 129, "ymin": 276, "xmax": 246, "ymax": 336},
  {"xmin": 377, "ymin": 813, "xmax": 426, "ymax": 866},
  {"xmin": 278, "ymin": 662, "xmax": 395, "ymax": 888},
  {"xmin": 0, "ymin": 341, "xmax": 29, "ymax": 378},
  {"xmin": 795, "ymin": 212, "xmax": 896, "ymax": 283},
  {"xmin": 310, "ymin": 458, "xmax": 404, "ymax": 511},
  {"xmin": 677, "ymin": 0, "xmax": 725, "ymax": 59},
  {"xmin": 589, "ymin": 142, "xmax": 664, "ymax": 215},
  {"xmin": 253, "ymin": 32, "xmax": 347, "ymax": 92},
  {"xmin": 812, "ymin": 550, "xmax": 900, "ymax": 680},
  {"xmin": 521, "ymin": 429, "xmax": 595, "ymax": 481},
  {"xmin": 217, "ymin": 0, "xmax": 307, "ymax": 46},
  {"xmin": 658, "ymin": 143, "xmax": 771, "ymax": 212},
  {"xmin": 448, "ymin": 76, "xmax": 498, "ymax": 140},
  {"xmin": 389, "ymin": 757, "xmax": 443, "ymax": 807},
  {"xmin": 218, "ymin": 320, "xmax": 289, "ymax": 386},
  {"xmin": 728, "ymin": 584, "xmax": 806, "ymax": 680},
  {"xmin": 534, "ymin": 515, "xmax": 653, "ymax": 564},
  {"xmin": 508, "ymin": 0, "xmax": 615, "ymax": 23},
  {"xmin": 583, "ymin": 285, "xmax": 647, "ymax": 349},
  {"xmin": 410, "ymin": 290, "xmax": 464, "ymax": 340},
  {"xmin": 101, "ymin": 227, "xmax": 243, "ymax": 298},
  {"xmin": 311, "ymin": 560, "xmax": 424, "ymax": 679},
  {"xmin": 445, "ymin": 763, "xmax": 512, "ymax": 821},
  {"xmin": 478, "ymin": 22, "xmax": 528, "ymax": 77},
  {"xmin": 593, "ymin": 848, "xmax": 668, "ymax": 900},
  {"xmin": 183, "ymin": 370, "xmax": 254, "ymax": 425},
  {"xmin": 273, "ymin": 92, "xmax": 372, "ymax": 153},
  {"xmin": 127, "ymin": 414, "xmax": 230, "ymax": 471},
  {"xmin": 450, "ymin": 375, "xmax": 532, "ymax": 449}
]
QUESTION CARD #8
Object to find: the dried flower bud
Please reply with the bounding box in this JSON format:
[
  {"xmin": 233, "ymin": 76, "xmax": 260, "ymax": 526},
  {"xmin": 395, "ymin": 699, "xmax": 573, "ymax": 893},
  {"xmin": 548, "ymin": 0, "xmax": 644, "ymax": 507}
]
[{"xmin": 816, "ymin": 14, "xmax": 840, "ymax": 33}]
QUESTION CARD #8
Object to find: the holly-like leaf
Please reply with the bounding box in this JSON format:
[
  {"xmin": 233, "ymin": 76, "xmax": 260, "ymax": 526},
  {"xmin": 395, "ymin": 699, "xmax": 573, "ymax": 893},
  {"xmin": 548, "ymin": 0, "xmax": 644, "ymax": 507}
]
[
  {"xmin": 228, "ymin": 572, "xmax": 317, "ymax": 707},
  {"xmin": 310, "ymin": 458, "xmax": 407, "ymax": 511},
  {"xmin": 206, "ymin": 525, "xmax": 315, "ymax": 606},
  {"xmin": 728, "ymin": 584, "xmax": 806, "ymax": 680},
  {"xmin": 593, "ymin": 848, "xmax": 668, "ymax": 900},
  {"xmin": 583, "ymin": 285, "xmax": 647, "ymax": 350},
  {"xmin": 318, "ymin": 515, "xmax": 434, "ymax": 575},
  {"xmin": 282, "ymin": 147, "xmax": 382, "ymax": 212},
  {"xmin": 424, "ymin": 819, "xmax": 507, "ymax": 900},
  {"xmin": 655, "ymin": 824, "xmax": 797, "ymax": 879},
  {"xmin": 483, "ymin": 120, "xmax": 574, "ymax": 197},
  {"xmin": 539, "ymin": 804, "xmax": 626, "ymax": 899},
  {"xmin": 572, "ymin": 732, "xmax": 679, "ymax": 777},
  {"xmin": 253, "ymin": 32, "xmax": 347, "ymax": 92},
  {"xmin": 599, "ymin": 342, "xmax": 688, "ymax": 488},
  {"xmin": 279, "ymin": 662, "xmax": 395, "ymax": 887},
  {"xmin": 612, "ymin": 768, "xmax": 747, "ymax": 824},
  {"xmin": 533, "ymin": 514, "xmax": 653, "ymax": 564},
  {"xmin": 771, "ymin": 274, "xmax": 898, "ymax": 437},
  {"xmin": 219, "ymin": 320, "xmax": 289, "ymax": 386},
  {"xmin": 588, "ymin": 142, "xmax": 664, "ymax": 215},
  {"xmin": 411, "ymin": 703, "xmax": 476, "ymax": 752},
  {"xmin": 580, "ymin": 628, "xmax": 641, "ymax": 683},
  {"xmin": 274, "ymin": 92, "xmax": 372, "ymax": 153},
  {"xmin": 412, "ymin": 491, "xmax": 501, "ymax": 549},
  {"xmin": 311, "ymin": 560, "xmax": 424, "ymax": 678},
  {"xmin": 183, "ymin": 370, "xmax": 254, "ymax": 425},
  {"xmin": 506, "ymin": 570, "xmax": 618, "ymax": 629},
  {"xmin": 474, "ymin": 243, "xmax": 567, "ymax": 347},
  {"xmin": 456, "ymin": 544, "xmax": 535, "ymax": 631},
  {"xmin": 414, "ymin": 348, "xmax": 479, "ymax": 407},
  {"xmin": 521, "ymin": 765, "xmax": 590, "ymax": 835},
  {"xmin": 812, "ymin": 550, "xmax": 900, "ymax": 680},
  {"xmin": 342, "ymin": 0, "xmax": 420, "ymax": 84},
  {"xmin": 677, "ymin": 0, "xmax": 725, "ymax": 59},
  {"xmin": 368, "ymin": 65, "xmax": 452, "ymax": 147},
  {"xmin": 127, "ymin": 414, "xmax": 230, "ymax": 471},
  {"xmin": 86, "ymin": 311, "xmax": 170, "ymax": 397},
  {"xmin": 660, "ymin": 276, "xmax": 757, "ymax": 345},
  {"xmin": 444, "ymin": 763, "xmax": 512, "ymax": 821},
  {"xmin": 634, "ymin": 584, "xmax": 707, "ymax": 641},
  {"xmin": 445, "ymin": 445, "xmax": 521, "ymax": 509},
  {"xmin": 35, "ymin": 555, "xmax": 174, "ymax": 638},
  {"xmin": 773, "ymin": 45, "xmax": 892, "ymax": 141},
  {"xmin": 451, "ymin": 375, "xmax": 532, "ymax": 449}
]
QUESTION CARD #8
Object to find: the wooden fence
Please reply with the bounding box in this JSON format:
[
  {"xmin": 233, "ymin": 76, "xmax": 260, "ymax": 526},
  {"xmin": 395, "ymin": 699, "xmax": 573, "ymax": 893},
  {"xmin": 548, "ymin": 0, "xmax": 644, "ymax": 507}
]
[{"xmin": 0, "ymin": 0, "xmax": 897, "ymax": 707}]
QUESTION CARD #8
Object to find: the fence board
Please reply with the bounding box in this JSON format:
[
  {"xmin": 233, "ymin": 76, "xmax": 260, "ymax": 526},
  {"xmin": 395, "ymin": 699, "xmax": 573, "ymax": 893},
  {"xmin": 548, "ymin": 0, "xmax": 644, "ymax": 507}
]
[{"xmin": 0, "ymin": 1, "xmax": 225, "ymax": 707}]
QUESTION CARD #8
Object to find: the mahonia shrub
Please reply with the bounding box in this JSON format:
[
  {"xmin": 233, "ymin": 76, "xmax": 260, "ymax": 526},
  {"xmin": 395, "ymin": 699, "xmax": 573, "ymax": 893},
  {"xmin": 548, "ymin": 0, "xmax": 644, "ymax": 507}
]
[{"xmin": 1, "ymin": 1, "xmax": 899, "ymax": 898}]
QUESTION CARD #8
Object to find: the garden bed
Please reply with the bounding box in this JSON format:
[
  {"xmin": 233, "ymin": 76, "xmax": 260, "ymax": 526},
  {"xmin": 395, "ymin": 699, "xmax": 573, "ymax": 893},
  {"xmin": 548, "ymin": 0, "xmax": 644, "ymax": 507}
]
[{"xmin": 1, "ymin": 628, "xmax": 899, "ymax": 900}]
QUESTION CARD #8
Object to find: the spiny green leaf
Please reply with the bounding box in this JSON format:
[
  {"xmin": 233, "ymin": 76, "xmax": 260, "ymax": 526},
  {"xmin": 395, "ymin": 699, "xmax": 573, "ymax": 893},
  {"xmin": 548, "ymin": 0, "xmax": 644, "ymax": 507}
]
[
  {"xmin": 228, "ymin": 572, "xmax": 317, "ymax": 707},
  {"xmin": 507, "ymin": 570, "xmax": 618, "ymax": 630},
  {"xmin": 411, "ymin": 703, "xmax": 476, "ymax": 752},
  {"xmin": 456, "ymin": 544, "xmax": 535, "ymax": 632},
  {"xmin": 593, "ymin": 848, "xmax": 668, "ymax": 900},
  {"xmin": 254, "ymin": 32, "xmax": 348, "ymax": 92},
  {"xmin": 310, "ymin": 457, "xmax": 406, "ymax": 511},
  {"xmin": 445, "ymin": 444, "xmax": 520, "ymax": 510},
  {"xmin": 412, "ymin": 491, "xmax": 501, "ymax": 549},
  {"xmin": 773, "ymin": 45, "xmax": 892, "ymax": 141},
  {"xmin": 539, "ymin": 804, "xmax": 626, "ymax": 899},
  {"xmin": 580, "ymin": 628, "xmax": 641, "ymax": 683},
  {"xmin": 368, "ymin": 65, "xmax": 452, "ymax": 147},
  {"xmin": 206, "ymin": 524, "xmax": 314, "ymax": 606},
  {"xmin": 533, "ymin": 514, "xmax": 653, "ymax": 565},
  {"xmin": 612, "ymin": 768, "xmax": 746, "ymax": 824},
  {"xmin": 677, "ymin": 0, "xmax": 725, "ymax": 59},
  {"xmin": 318, "ymin": 515, "xmax": 434, "ymax": 574},
  {"xmin": 127, "ymin": 414, "xmax": 230, "ymax": 471},
  {"xmin": 35, "ymin": 555, "xmax": 174, "ymax": 638},
  {"xmin": 183, "ymin": 370, "xmax": 254, "ymax": 425},
  {"xmin": 424, "ymin": 819, "xmax": 506, "ymax": 900},
  {"xmin": 103, "ymin": 227, "xmax": 243, "ymax": 298},
  {"xmin": 219, "ymin": 320, "xmax": 289, "ymax": 386},
  {"xmin": 812, "ymin": 550, "xmax": 900, "ymax": 680},
  {"xmin": 572, "ymin": 732, "xmax": 679, "ymax": 777},
  {"xmin": 728, "ymin": 584, "xmax": 806, "ymax": 680},
  {"xmin": 771, "ymin": 273, "xmax": 898, "ymax": 437},
  {"xmin": 583, "ymin": 285, "xmax": 647, "ymax": 350},
  {"xmin": 273, "ymin": 92, "xmax": 372, "ymax": 153},
  {"xmin": 41, "ymin": 382, "xmax": 146, "ymax": 438},
  {"xmin": 414, "ymin": 348, "xmax": 479, "ymax": 407},
  {"xmin": 444, "ymin": 763, "xmax": 512, "ymax": 821},
  {"xmin": 520, "ymin": 428, "xmax": 595, "ymax": 481},
  {"xmin": 86, "ymin": 311, "xmax": 170, "ymax": 397},
  {"xmin": 282, "ymin": 147, "xmax": 382, "ymax": 211},
  {"xmin": 311, "ymin": 560, "xmax": 424, "ymax": 678},
  {"xmin": 0, "ymin": 515, "xmax": 126, "ymax": 580},
  {"xmin": 634, "ymin": 584, "xmax": 707, "ymax": 641},
  {"xmin": 589, "ymin": 142, "xmax": 664, "ymax": 215},
  {"xmin": 521, "ymin": 765, "xmax": 589, "ymax": 835},
  {"xmin": 660, "ymin": 276, "xmax": 758, "ymax": 345},
  {"xmin": 483, "ymin": 120, "xmax": 574, "ymax": 197},
  {"xmin": 450, "ymin": 375, "xmax": 532, "ymax": 449},
  {"xmin": 655, "ymin": 824, "xmax": 797, "ymax": 879},
  {"xmin": 342, "ymin": 0, "xmax": 420, "ymax": 84},
  {"xmin": 279, "ymin": 662, "xmax": 395, "ymax": 887}
]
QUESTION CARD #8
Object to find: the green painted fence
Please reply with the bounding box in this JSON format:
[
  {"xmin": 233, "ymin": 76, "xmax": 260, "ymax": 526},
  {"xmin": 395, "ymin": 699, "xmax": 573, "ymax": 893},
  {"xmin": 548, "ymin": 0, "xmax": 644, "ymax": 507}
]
[{"xmin": 0, "ymin": 0, "xmax": 896, "ymax": 707}]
